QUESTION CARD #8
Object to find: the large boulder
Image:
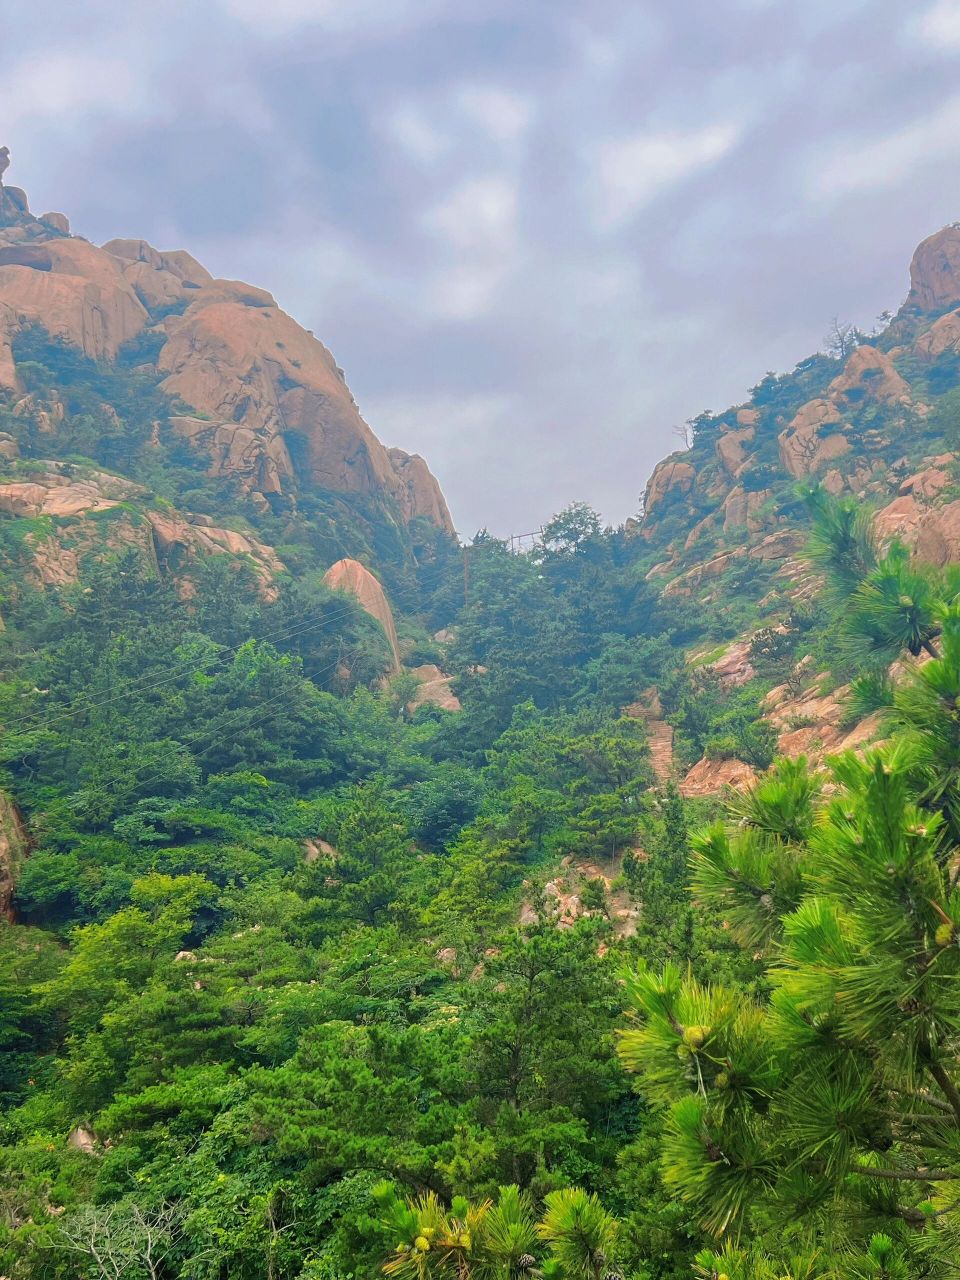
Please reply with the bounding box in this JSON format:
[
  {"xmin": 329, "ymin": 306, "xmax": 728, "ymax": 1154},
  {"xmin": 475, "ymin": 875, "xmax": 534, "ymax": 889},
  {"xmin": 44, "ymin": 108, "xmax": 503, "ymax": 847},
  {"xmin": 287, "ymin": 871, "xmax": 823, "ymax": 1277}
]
[
  {"xmin": 643, "ymin": 457, "xmax": 696, "ymax": 514},
  {"xmin": 715, "ymin": 425, "xmax": 754, "ymax": 476},
  {"xmin": 322, "ymin": 558, "xmax": 401, "ymax": 670},
  {"xmin": 157, "ymin": 282, "xmax": 455, "ymax": 530},
  {"xmin": 906, "ymin": 224, "xmax": 960, "ymax": 313},
  {"xmin": 0, "ymin": 790, "xmax": 28, "ymax": 921},
  {"xmin": 778, "ymin": 398, "xmax": 850, "ymax": 478},
  {"xmin": 679, "ymin": 756, "xmax": 757, "ymax": 798},
  {"xmin": 828, "ymin": 345, "xmax": 910, "ymax": 408}
]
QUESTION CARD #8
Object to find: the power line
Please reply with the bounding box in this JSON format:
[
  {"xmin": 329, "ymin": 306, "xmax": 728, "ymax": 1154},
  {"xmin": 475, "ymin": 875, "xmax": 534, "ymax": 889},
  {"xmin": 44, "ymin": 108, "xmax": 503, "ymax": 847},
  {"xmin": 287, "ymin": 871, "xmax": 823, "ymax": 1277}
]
[
  {"xmin": 108, "ymin": 650, "xmax": 360, "ymax": 799},
  {"xmin": 3, "ymin": 596, "xmax": 377, "ymax": 740}
]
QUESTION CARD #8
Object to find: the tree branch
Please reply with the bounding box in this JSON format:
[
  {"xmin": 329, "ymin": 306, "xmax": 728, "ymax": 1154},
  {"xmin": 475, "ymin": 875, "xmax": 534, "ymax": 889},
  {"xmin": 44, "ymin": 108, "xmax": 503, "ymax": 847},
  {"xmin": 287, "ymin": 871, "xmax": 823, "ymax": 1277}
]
[
  {"xmin": 927, "ymin": 1059, "xmax": 960, "ymax": 1127},
  {"xmin": 854, "ymin": 1164, "xmax": 959, "ymax": 1182}
]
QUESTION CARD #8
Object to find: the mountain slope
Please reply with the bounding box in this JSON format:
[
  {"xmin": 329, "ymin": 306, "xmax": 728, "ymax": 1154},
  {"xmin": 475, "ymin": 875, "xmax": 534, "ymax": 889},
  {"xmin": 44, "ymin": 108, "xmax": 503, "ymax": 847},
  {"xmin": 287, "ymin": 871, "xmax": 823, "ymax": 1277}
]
[
  {"xmin": 0, "ymin": 148, "xmax": 452, "ymax": 535},
  {"xmin": 638, "ymin": 224, "xmax": 960, "ymax": 591}
]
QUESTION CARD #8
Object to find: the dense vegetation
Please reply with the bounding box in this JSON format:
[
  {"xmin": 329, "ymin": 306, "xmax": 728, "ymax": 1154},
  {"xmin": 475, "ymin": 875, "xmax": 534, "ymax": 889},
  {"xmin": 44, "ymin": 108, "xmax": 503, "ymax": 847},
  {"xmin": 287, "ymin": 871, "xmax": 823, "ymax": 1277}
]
[{"xmin": 5, "ymin": 319, "xmax": 960, "ymax": 1279}]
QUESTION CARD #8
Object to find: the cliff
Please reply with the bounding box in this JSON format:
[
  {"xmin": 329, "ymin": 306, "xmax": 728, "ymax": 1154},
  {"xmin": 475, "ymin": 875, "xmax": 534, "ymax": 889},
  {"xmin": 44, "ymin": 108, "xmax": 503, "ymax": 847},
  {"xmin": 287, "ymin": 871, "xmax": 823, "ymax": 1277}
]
[
  {"xmin": 0, "ymin": 147, "xmax": 453, "ymax": 535},
  {"xmin": 633, "ymin": 222, "xmax": 960, "ymax": 794},
  {"xmin": 638, "ymin": 223, "xmax": 960, "ymax": 588}
]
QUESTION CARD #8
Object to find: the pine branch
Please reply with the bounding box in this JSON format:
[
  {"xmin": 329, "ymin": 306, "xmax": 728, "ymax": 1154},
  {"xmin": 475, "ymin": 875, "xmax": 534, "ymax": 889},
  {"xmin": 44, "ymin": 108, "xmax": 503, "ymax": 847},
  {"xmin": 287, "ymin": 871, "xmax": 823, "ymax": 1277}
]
[
  {"xmin": 854, "ymin": 1164, "xmax": 959, "ymax": 1182},
  {"xmin": 926, "ymin": 1059, "xmax": 960, "ymax": 1127}
]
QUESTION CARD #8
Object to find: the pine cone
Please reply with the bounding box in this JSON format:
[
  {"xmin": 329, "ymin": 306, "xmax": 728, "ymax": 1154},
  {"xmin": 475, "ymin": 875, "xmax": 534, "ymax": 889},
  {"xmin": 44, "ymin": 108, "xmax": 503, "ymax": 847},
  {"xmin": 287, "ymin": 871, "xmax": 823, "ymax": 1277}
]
[{"xmin": 518, "ymin": 1255, "xmax": 537, "ymax": 1271}]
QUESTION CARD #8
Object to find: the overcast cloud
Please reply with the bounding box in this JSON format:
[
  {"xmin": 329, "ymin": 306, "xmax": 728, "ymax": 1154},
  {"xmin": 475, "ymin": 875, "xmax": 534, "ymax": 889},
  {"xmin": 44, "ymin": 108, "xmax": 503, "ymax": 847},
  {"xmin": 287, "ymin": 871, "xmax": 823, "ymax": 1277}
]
[{"xmin": 3, "ymin": 0, "xmax": 960, "ymax": 535}]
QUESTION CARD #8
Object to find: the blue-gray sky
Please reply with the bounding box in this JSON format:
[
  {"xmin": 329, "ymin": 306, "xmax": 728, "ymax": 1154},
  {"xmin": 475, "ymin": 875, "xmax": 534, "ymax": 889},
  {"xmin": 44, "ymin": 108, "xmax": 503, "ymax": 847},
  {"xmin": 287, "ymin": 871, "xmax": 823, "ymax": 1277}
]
[{"xmin": 4, "ymin": 0, "xmax": 960, "ymax": 535}]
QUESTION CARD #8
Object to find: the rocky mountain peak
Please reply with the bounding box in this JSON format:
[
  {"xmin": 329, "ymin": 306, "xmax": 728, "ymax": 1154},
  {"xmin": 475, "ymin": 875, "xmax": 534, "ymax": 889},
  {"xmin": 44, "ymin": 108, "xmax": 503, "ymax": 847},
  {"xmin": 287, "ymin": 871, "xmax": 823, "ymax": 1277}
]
[
  {"xmin": 0, "ymin": 148, "xmax": 453, "ymax": 533},
  {"xmin": 906, "ymin": 223, "xmax": 960, "ymax": 314}
]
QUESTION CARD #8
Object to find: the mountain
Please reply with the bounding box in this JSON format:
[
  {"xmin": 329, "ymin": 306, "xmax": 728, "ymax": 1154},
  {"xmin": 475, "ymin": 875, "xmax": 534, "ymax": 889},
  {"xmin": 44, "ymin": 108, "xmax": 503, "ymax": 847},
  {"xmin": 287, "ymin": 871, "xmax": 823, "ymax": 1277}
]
[
  {"xmin": 637, "ymin": 223, "xmax": 960, "ymax": 589},
  {"xmin": 0, "ymin": 147, "xmax": 453, "ymax": 543},
  {"xmin": 7, "ymin": 141, "xmax": 960, "ymax": 1280}
]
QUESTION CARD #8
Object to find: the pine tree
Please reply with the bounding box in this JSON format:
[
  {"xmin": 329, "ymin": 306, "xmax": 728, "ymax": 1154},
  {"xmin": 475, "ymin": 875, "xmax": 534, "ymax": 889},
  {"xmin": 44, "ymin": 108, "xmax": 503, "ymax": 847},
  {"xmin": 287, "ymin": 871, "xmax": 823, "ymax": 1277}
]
[{"xmin": 618, "ymin": 749, "xmax": 960, "ymax": 1276}]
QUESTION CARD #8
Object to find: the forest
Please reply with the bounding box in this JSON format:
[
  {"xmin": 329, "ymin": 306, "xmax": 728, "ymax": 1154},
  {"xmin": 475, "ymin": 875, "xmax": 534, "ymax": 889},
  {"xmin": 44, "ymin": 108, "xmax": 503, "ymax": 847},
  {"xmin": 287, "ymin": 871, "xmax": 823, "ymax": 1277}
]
[{"xmin": 3, "ymin": 316, "xmax": 960, "ymax": 1280}]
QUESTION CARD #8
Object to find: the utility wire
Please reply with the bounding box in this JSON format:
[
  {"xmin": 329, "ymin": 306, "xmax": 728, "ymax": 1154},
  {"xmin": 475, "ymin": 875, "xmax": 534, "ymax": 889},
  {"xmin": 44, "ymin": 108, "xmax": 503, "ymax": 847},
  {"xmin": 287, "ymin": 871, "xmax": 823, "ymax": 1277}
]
[
  {"xmin": 108, "ymin": 650, "xmax": 366, "ymax": 799},
  {"xmin": 4, "ymin": 596, "xmax": 378, "ymax": 738}
]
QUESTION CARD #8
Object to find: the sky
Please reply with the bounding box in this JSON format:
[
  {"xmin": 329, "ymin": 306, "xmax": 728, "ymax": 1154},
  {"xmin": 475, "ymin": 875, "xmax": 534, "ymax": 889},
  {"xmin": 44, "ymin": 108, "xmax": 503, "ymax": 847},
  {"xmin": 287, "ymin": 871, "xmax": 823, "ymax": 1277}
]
[{"xmin": 4, "ymin": 0, "xmax": 960, "ymax": 536}]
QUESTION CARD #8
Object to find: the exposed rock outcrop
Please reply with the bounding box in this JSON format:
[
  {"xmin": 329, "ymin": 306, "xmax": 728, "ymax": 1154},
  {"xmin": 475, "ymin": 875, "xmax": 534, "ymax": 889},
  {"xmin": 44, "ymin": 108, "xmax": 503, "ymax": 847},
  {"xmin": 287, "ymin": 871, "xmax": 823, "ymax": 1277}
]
[
  {"xmin": 406, "ymin": 664, "xmax": 462, "ymax": 712},
  {"xmin": 0, "ymin": 463, "xmax": 284, "ymax": 598},
  {"xmin": 679, "ymin": 756, "xmax": 757, "ymax": 798},
  {"xmin": 828, "ymin": 345, "xmax": 910, "ymax": 408},
  {"xmin": 0, "ymin": 237, "xmax": 148, "ymax": 374},
  {"xmin": 156, "ymin": 280, "xmax": 454, "ymax": 528},
  {"xmin": 777, "ymin": 398, "xmax": 849, "ymax": 478},
  {"xmin": 643, "ymin": 457, "xmax": 695, "ymax": 515},
  {"xmin": 906, "ymin": 224, "xmax": 960, "ymax": 313},
  {"xmin": 0, "ymin": 151, "xmax": 453, "ymax": 533},
  {"xmin": 322, "ymin": 557, "xmax": 401, "ymax": 671},
  {"xmin": 0, "ymin": 790, "xmax": 28, "ymax": 921}
]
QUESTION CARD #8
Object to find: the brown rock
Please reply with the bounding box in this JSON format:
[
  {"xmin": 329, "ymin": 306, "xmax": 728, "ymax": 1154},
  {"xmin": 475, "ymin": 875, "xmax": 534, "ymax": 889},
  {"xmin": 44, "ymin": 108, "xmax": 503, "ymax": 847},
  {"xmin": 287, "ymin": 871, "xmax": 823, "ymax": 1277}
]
[
  {"xmin": 387, "ymin": 447, "xmax": 456, "ymax": 530},
  {"xmin": 0, "ymin": 790, "xmax": 28, "ymax": 921},
  {"xmin": 303, "ymin": 838, "xmax": 337, "ymax": 864},
  {"xmin": 736, "ymin": 407, "xmax": 759, "ymax": 427},
  {"xmin": 158, "ymin": 287, "xmax": 453, "ymax": 528},
  {"xmin": 915, "ymin": 500, "xmax": 960, "ymax": 566},
  {"xmin": 778, "ymin": 398, "xmax": 850, "ymax": 478},
  {"xmin": 828, "ymin": 345, "xmax": 910, "ymax": 408},
  {"xmin": 679, "ymin": 757, "xmax": 757, "ymax": 798},
  {"xmin": 906, "ymin": 224, "xmax": 960, "ymax": 312},
  {"xmin": 122, "ymin": 260, "xmax": 185, "ymax": 311},
  {"xmin": 322, "ymin": 557, "xmax": 401, "ymax": 670},
  {"xmin": 39, "ymin": 212, "xmax": 70, "ymax": 234},
  {"xmin": 643, "ymin": 457, "xmax": 695, "ymax": 514},
  {"xmin": 662, "ymin": 549, "xmax": 743, "ymax": 596},
  {"xmin": 716, "ymin": 426, "xmax": 754, "ymax": 476},
  {"xmin": 722, "ymin": 486, "xmax": 769, "ymax": 532},
  {"xmin": 749, "ymin": 530, "xmax": 804, "ymax": 560},
  {"xmin": 898, "ymin": 462, "xmax": 952, "ymax": 500},
  {"xmin": 0, "ymin": 237, "xmax": 148, "ymax": 381},
  {"xmin": 406, "ymin": 663, "xmax": 461, "ymax": 713},
  {"xmin": 704, "ymin": 638, "xmax": 756, "ymax": 688},
  {"xmin": 67, "ymin": 1126, "xmax": 98, "ymax": 1155},
  {"xmin": 146, "ymin": 510, "xmax": 284, "ymax": 602},
  {"xmin": 915, "ymin": 308, "xmax": 960, "ymax": 357},
  {"xmin": 874, "ymin": 493, "xmax": 924, "ymax": 546}
]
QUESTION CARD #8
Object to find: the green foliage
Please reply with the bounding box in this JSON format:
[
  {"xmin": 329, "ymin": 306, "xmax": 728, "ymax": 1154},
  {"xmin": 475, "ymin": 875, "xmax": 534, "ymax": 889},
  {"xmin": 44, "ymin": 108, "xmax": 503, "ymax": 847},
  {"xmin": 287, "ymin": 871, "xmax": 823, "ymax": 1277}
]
[{"xmin": 620, "ymin": 747, "xmax": 960, "ymax": 1275}]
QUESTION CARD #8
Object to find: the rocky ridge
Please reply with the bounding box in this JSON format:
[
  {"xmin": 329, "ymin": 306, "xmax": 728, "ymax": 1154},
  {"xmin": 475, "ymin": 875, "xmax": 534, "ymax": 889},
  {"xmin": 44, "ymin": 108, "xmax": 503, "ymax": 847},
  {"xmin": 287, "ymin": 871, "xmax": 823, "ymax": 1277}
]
[
  {"xmin": 0, "ymin": 148, "xmax": 453, "ymax": 533},
  {"xmin": 635, "ymin": 223, "xmax": 960, "ymax": 795}
]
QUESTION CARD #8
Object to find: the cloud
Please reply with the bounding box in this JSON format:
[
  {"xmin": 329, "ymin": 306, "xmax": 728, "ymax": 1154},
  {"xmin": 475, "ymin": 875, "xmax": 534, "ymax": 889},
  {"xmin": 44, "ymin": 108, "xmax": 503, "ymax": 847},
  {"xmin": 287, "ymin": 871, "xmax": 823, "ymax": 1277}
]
[
  {"xmin": 385, "ymin": 103, "xmax": 450, "ymax": 165},
  {"xmin": 812, "ymin": 93, "xmax": 960, "ymax": 198},
  {"xmin": 915, "ymin": 0, "xmax": 960, "ymax": 50},
  {"xmin": 593, "ymin": 122, "xmax": 742, "ymax": 228},
  {"xmin": 424, "ymin": 175, "xmax": 518, "ymax": 255},
  {"xmin": 219, "ymin": 0, "xmax": 459, "ymax": 38},
  {"xmin": 7, "ymin": 0, "xmax": 960, "ymax": 535},
  {"xmin": 455, "ymin": 86, "xmax": 533, "ymax": 144},
  {"xmin": 0, "ymin": 51, "xmax": 148, "ymax": 128}
]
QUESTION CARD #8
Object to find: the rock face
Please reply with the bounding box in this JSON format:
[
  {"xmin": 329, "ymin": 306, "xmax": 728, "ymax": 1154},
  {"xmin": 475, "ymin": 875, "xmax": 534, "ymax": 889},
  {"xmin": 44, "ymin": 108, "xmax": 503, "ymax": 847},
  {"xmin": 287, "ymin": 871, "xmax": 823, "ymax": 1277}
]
[
  {"xmin": 679, "ymin": 756, "xmax": 757, "ymax": 799},
  {"xmin": 907, "ymin": 224, "xmax": 960, "ymax": 313},
  {"xmin": 322, "ymin": 558, "xmax": 401, "ymax": 671},
  {"xmin": 0, "ymin": 463, "xmax": 284, "ymax": 598},
  {"xmin": 0, "ymin": 790, "xmax": 28, "ymax": 921},
  {"xmin": 643, "ymin": 458, "xmax": 695, "ymax": 515},
  {"xmin": 0, "ymin": 149, "xmax": 453, "ymax": 535},
  {"xmin": 406, "ymin": 663, "xmax": 462, "ymax": 712},
  {"xmin": 0, "ymin": 238, "xmax": 149, "ymax": 369},
  {"xmin": 777, "ymin": 398, "xmax": 849, "ymax": 478},
  {"xmin": 828, "ymin": 345, "xmax": 910, "ymax": 408}
]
